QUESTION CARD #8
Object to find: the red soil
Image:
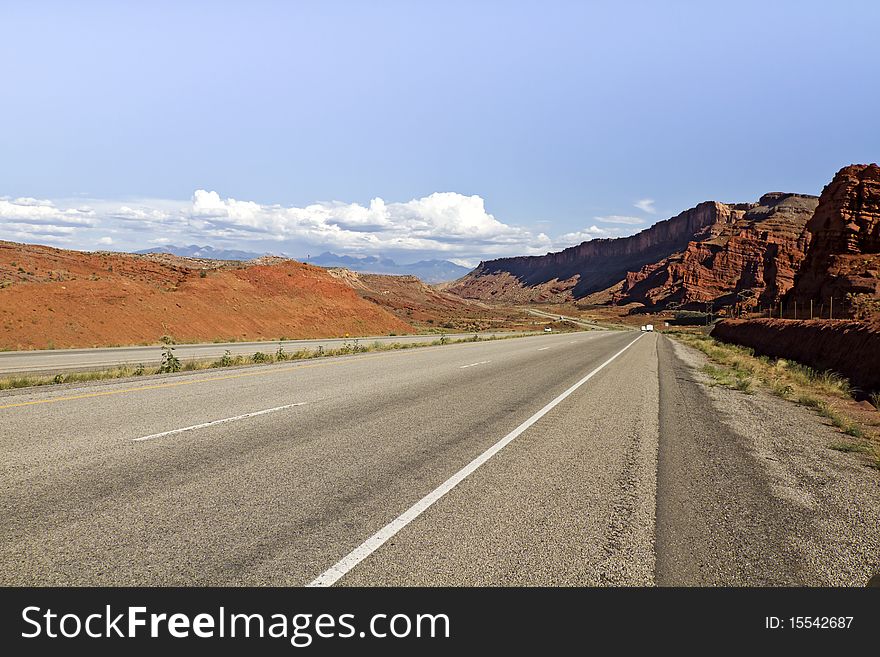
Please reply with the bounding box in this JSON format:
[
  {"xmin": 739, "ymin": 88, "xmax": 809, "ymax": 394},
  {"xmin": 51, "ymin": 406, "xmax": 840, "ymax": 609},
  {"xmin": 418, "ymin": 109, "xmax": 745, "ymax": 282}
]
[{"xmin": 0, "ymin": 241, "xmax": 413, "ymax": 349}]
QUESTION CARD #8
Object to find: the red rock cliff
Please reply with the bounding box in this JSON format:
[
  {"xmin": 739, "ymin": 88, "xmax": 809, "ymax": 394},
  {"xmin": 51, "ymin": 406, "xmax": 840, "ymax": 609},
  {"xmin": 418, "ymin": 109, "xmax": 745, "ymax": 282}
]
[
  {"xmin": 448, "ymin": 201, "xmax": 733, "ymax": 303},
  {"xmin": 616, "ymin": 193, "xmax": 818, "ymax": 309},
  {"xmin": 788, "ymin": 164, "xmax": 880, "ymax": 316},
  {"xmin": 449, "ymin": 192, "xmax": 817, "ymax": 308}
]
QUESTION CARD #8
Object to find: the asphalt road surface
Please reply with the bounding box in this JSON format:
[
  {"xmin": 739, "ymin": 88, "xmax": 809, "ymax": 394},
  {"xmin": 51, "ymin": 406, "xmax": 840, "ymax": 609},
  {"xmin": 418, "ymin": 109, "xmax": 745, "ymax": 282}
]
[
  {"xmin": 1, "ymin": 330, "xmax": 877, "ymax": 586},
  {"xmin": 0, "ymin": 332, "xmax": 521, "ymax": 376}
]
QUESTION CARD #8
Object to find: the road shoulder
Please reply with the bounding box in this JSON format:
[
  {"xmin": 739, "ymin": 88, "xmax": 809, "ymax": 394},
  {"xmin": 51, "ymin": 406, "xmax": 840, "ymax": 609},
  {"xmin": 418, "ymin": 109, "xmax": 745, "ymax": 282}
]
[{"xmin": 656, "ymin": 335, "xmax": 880, "ymax": 586}]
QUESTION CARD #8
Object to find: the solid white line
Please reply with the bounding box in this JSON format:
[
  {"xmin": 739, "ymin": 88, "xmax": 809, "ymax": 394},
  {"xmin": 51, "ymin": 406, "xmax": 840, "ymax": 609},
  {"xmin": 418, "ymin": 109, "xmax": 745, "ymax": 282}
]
[
  {"xmin": 459, "ymin": 361, "xmax": 491, "ymax": 369},
  {"xmin": 307, "ymin": 333, "xmax": 644, "ymax": 587},
  {"xmin": 132, "ymin": 402, "xmax": 308, "ymax": 442}
]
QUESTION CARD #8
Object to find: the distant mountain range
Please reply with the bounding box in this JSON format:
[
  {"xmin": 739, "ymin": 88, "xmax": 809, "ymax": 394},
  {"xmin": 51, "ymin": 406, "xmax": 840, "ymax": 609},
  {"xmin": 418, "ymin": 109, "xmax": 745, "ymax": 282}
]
[
  {"xmin": 133, "ymin": 246, "xmax": 471, "ymax": 283},
  {"xmin": 134, "ymin": 244, "xmax": 267, "ymax": 261},
  {"xmin": 304, "ymin": 252, "xmax": 471, "ymax": 283}
]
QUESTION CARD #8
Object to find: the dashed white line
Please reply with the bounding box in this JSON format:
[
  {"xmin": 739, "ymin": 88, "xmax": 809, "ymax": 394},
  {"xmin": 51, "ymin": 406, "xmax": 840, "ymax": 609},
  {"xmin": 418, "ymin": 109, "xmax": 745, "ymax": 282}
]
[
  {"xmin": 459, "ymin": 361, "xmax": 491, "ymax": 369},
  {"xmin": 132, "ymin": 402, "xmax": 308, "ymax": 442},
  {"xmin": 308, "ymin": 333, "xmax": 644, "ymax": 587},
  {"xmin": 537, "ymin": 346, "xmax": 551, "ymax": 351}
]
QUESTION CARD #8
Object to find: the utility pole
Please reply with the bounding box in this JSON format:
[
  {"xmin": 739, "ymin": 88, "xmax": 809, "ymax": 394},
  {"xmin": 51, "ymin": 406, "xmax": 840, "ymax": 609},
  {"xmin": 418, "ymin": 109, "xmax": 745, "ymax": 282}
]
[
  {"xmin": 810, "ymin": 299, "xmax": 813, "ymax": 320},
  {"xmin": 830, "ymin": 296, "xmax": 833, "ymax": 320}
]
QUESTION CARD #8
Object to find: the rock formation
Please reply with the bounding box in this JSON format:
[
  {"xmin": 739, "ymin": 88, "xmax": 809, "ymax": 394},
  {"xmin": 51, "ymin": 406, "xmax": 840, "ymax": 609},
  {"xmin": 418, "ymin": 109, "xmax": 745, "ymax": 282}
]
[
  {"xmin": 617, "ymin": 193, "xmax": 818, "ymax": 309},
  {"xmin": 787, "ymin": 164, "xmax": 880, "ymax": 318},
  {"xmin": 449, "ymin": 201, "xmax": 732, "ymax": 303},
  {"xmin": 450, "ymin": 193, "xmax": 818, "ymax": 310}
]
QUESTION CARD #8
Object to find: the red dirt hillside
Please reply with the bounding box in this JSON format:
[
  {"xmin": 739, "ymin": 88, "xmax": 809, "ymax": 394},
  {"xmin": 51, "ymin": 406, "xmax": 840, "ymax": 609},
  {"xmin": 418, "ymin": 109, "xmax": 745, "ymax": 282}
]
[
  {"xmin": 0, "ymin": 241, "xmax": 414, "ymax": 350},
  {"xmin": 326, "ymin": 268, "xmax": 533, "ymax": 331}
]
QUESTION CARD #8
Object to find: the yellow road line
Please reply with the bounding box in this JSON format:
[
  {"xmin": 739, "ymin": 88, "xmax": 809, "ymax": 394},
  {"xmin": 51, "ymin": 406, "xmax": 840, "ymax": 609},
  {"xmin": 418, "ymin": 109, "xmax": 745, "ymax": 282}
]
[{"xmin": 0, "ymin": 351, "xmax": 391, "ymax": 410}]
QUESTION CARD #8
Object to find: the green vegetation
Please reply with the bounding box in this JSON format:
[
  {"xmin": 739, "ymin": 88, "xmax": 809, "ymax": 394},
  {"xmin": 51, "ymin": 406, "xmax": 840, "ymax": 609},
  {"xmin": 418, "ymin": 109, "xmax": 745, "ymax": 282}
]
[{"xmin": 158, "ymin": 346, "xmax": 181, "ymax": 373}]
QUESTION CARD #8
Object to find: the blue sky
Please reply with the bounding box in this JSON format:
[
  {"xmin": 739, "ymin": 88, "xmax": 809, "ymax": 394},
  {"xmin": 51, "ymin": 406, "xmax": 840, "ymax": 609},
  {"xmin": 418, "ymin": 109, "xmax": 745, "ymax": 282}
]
[{"xmin": 1, "ymin": 0, "xmax": 877, "ymax": 265}]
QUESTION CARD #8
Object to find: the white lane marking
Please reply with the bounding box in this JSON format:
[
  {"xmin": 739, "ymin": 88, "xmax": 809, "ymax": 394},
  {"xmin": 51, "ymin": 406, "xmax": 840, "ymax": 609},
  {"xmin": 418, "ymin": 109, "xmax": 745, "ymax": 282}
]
[
  {"xmin": 132, "ymin": 402, "xmax": 308, "ymax": 442},
  {"xmin": 537, "ymin": 346, "xmax": 551, "ymax": 351},
  {"xmin": 459, "ymin": 361, "xmax": 491, "ymax": 369},
  {"xmin": 308, "ymin": 333, "xmax": 644, "ymax": 587}
]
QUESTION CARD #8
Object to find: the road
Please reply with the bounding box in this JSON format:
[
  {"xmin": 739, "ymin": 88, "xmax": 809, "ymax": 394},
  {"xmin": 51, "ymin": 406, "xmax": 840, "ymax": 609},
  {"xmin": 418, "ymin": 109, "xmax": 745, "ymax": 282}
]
[
  {"xmin": 1, "ymin": 330, "xmax": 877, "ymax": 585},
  {"xmin": 0, "ymin": 332, "xmax": 522, "ymax": 376},
  {"xmin": 524, "ymin": 308, "xmax": 599, "ymax": 329}
]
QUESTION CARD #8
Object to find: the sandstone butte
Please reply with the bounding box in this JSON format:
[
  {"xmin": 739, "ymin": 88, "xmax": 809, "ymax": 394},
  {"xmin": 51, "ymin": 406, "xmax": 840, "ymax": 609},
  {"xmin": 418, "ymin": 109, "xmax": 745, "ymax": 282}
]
[
  {"xmin": 787, "ymin": 163, "xmax": 880, "ymax": 323},
  {"xmin": 711, "ymin": 165, "xmax": 880, "ymax": 388},
  {"xmin": 0, "ymin": 241, "xmax": 415, "ymax": 350},
  {"xmin": 448, "ymin": 192, "xmax": 819, "ymax": 311}
]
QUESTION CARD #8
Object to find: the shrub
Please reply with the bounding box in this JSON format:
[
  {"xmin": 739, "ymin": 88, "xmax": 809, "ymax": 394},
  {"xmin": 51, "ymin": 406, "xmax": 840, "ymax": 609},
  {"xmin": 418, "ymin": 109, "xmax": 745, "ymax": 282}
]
[
  {"xmin": 252, "ymin": 351, "xmax": 270, "ymax": 363},
  {"xmin": 158, "ymin": 346, "xmax": 181, "ymax": 373},
  {"xmin": 213, "ymin": 350, "xmax": 233, "ymax": 368}
]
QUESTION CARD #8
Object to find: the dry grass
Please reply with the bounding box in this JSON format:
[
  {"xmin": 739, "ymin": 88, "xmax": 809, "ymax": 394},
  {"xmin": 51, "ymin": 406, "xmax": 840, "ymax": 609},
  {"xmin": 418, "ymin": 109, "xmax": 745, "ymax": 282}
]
[
  {"xmin": 0, "ymin": 331, "xmax": 540, "ymax": 392},
  {"xmin": 668, "ymin": 329, "xmax": 879, "ymax": 468}
]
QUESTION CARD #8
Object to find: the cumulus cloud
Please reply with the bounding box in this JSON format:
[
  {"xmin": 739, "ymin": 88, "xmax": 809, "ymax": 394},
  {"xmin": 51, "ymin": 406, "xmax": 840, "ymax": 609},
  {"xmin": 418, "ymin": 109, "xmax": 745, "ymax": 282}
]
[
  {"xmin": 594, "ymin": 215, "xmax": 643, "ymax": 225},
  {"xmin": 1, "ymin": 190, "xmax": 558, "ymax": 260},
  {"xmin": 184, "ymin": 190, "xmax": 551, "ymax": 256},
  {"xmin": 634, "ymin": 198, "xmax": 656, "ymax": 214},
  {"xmin": 0, "ymin": 196, "xmax": 95, "ymax": 243},
  {"xmin": 97, "ymin": 236, "xmax": 114, "ymax": 245}
]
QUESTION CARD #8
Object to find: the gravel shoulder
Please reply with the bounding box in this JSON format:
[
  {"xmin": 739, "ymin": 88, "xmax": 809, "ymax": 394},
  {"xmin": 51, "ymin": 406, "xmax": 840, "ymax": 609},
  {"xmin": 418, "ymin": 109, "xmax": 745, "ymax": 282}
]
[{"xmin": 657, "ymin": 335, "xmax": 880, "ymax": 586}]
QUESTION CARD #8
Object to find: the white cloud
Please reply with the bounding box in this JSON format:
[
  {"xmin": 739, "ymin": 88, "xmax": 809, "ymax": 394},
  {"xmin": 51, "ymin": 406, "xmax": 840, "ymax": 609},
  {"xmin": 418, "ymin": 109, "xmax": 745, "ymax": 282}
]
[
  {"xmin": 0, "ymin": 196, "xmax": 96, "ymax": 244},
  {"xmin": 634, "ymin": 198, "xmax": 656, "ymax": 214},
  {"xmin": 97, "ymin": 236, "xmax": 114, "ymax": 245},
  {"xmin": 110, "ymin": 206, "xmax": 171, "ymax": 223},
  {"xmin": 594, "ymin": 215, "xmax": 643, "ymax": 225},
  {"xmin": 1, "ymin": 190, "xmax": 556, "ymax": 261},
  {"xmin": 555, "ymin": 225, "xmax": 617, "ymax": 246},
  {"xmin": 0, "ymin": 196, "xmax": 95, "ymax": 227},
  {"xmin": 184, "ymin": 190, "xmax": 551, "ymax": 256}
]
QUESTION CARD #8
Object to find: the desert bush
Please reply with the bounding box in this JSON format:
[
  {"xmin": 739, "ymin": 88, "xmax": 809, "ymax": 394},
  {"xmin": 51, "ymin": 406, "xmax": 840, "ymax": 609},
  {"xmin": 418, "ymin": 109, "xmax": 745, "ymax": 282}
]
[{"xmin": 158, "ymin": 346, "xmax": 181, "ymax": 373}]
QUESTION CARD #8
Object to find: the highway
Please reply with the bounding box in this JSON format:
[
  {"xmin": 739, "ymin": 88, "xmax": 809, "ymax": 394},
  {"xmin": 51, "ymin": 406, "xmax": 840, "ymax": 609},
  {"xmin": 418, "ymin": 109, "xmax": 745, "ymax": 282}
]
[
  {"xmin": 1, "ymin": 329, "xmax": 877, "ymax": 586},
  {"xmin": 524, "ymin": 308, "xmax": 599, "ymax": 328},
  {"xmin": 0, "ymin": 332, "xmax": 523, "ymax": 376}
]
